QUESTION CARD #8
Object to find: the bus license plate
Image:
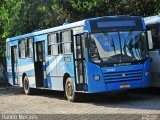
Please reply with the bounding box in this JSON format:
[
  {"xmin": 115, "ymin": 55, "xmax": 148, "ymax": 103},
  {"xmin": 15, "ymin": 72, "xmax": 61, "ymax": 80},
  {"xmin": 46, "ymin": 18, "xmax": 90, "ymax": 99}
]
[{"xmin": 120, "ymin": 84, "xmax": 130, "ymax": 88}]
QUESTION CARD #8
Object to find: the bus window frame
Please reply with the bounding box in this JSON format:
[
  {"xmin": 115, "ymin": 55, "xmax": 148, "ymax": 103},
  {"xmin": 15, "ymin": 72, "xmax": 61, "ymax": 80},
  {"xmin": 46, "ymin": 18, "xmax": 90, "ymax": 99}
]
[
  {"xmin": 47, "ymin": 32, "xmax": 59, "ymax": 56},
  {"xmin": 60, "ymin": 30, "xmax": 73, "ymax": 54},
  {"xmin": 27, "ymin": 38, "xmax": 34, "ymax": 58},
  {"xmin": 18, "ymin": 39, "xmax": 27, "ymax": 59}
]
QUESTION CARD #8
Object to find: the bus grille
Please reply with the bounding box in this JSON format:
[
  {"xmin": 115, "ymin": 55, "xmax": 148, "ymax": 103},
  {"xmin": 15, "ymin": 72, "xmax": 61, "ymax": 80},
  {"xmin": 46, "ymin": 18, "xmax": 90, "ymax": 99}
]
[{"xmin": 103, "ymin": 70, "xmax": 143, "ymax": 83}]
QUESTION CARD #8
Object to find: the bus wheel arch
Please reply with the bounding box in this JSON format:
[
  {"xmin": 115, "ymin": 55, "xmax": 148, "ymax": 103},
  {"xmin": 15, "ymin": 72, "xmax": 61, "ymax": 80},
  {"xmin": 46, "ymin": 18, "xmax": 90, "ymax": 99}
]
[
  {"xmin": 63, "ymin": 73, "xmax": 70, "ymax": 90},
  {"xmin": 63, "ymin": 73, "xmax": 77, "ymax": 102},
  {"xmin": 22, "ymin": 73, "xmax": 33, "ymax": 95}
]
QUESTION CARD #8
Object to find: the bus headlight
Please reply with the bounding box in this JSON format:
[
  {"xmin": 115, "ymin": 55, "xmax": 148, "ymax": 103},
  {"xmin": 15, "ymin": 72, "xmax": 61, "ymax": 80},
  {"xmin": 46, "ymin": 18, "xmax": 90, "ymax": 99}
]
[
  {"xmin": 145, "ymin": 72, "xmax": 150, "ymax": 76},
  {"xmin": 95, "ymin": 75, "xmax": 100, "ymax": 81}
]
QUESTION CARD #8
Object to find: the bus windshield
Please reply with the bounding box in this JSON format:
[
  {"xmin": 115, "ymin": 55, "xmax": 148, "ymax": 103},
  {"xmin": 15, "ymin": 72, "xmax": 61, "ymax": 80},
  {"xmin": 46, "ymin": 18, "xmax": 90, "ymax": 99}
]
[{"xmin": 89, "ymin": 31, "xmax": 148, "ymax": 64}]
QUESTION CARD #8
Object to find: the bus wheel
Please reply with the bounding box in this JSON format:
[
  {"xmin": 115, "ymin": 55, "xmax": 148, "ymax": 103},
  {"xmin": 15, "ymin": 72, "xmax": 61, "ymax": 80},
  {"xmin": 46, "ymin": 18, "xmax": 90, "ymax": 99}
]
[
  {"xmin": 65, "ymin": 77, "xmax": 77, "ymax": 102},
  {"xmin": 23, "ymin": 76, "xmax": 33, "ymax": 95}
]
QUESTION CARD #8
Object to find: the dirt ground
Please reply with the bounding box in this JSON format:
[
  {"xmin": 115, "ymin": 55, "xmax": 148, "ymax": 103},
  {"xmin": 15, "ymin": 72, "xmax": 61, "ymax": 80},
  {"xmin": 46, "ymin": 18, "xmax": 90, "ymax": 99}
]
[{"xmin": 0, "ymin": 86, "xmax": 160, "ymax": 115}]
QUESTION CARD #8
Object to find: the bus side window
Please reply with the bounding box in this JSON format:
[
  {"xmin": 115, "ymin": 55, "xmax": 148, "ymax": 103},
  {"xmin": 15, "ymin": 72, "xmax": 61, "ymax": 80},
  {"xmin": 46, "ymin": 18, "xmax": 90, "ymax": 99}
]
[
  {"xmin": 19, "ymin": 40, "xmax": 26, "ymax": 58},
  {"xmin": 48, "ymin": 33, "xmax": 59, "ymax": 55},
  {"xmin": 27, "ymin": 38, "xmax": 34, "ymax": 58},
  {"xmin": 6, "ymin": 42, "xmax": 10, "ymax": 60},
  {"xmin": 61, "ymin": 30, "xmax": 73, "ymax": 54},
  {"xmin": 89, "ymin": 37, "xmax": 100, "ymax": 62}
]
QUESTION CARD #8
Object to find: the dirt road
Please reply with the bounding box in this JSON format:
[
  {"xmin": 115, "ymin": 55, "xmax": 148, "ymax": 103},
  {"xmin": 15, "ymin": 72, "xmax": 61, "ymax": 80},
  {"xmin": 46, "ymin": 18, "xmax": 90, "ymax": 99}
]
[{"xmin": 0, "ymin": 86, "xmax": 160, "ymax": 115}]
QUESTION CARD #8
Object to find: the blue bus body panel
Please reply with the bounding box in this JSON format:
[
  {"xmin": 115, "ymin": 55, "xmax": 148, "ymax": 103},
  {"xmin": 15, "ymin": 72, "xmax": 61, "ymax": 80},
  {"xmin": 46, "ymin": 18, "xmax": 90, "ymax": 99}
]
[
  {"xmin": 86, "ymin": 62, "xmax": 107, "ymax": 93},
  {"xmin": 63, "ymin": 55, "xmax": 75, "ymax": 76},
  {"xmin": 18, "ymin": 58, "xmax": 35, "ymax": 87},
  {"xmin": 86, "ymin": 62, "xmax": 150, "ymax": 93},
  {"xmin": 107, "ymin": 81, "xmax": 142, "ymax": 91},
  {"xmin": 46, "ymin": 54, "xmax": 74, "ymax": 90},
  {"xmin": 34, "ymin": 34, "xmax": 47, "ymax": 42},
  {"xmin": 142, "ymin": 59, "xmax": 151, "ymax": 87}
]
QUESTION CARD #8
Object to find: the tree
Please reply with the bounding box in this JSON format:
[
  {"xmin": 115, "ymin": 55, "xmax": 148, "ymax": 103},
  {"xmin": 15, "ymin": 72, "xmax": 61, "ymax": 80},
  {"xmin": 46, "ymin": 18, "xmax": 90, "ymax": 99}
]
[{"xmin": 0, "ymin": 0, "xmax": 159, "ymax": 59}]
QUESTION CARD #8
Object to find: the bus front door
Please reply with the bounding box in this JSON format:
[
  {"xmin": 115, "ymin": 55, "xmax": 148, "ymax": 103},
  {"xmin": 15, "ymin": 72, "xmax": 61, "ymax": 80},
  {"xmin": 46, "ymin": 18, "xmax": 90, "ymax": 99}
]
[
  {"xmin": 11, "ymin": 46, "xmax": 19, "ymax": 85},
  {"xmin": 34, "ymin": 41, "xmax": 46, "ymax": 88},
  {"xmin": 74, "ymin": 34, "xmax": 86, "ymax": 91}
]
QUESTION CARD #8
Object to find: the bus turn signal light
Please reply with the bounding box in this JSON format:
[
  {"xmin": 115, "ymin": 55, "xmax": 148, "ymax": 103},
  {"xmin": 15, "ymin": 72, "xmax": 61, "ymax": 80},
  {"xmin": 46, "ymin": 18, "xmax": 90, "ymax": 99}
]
[{"xmin": 95, "ymin": 75, "xmax": 100, "ymax": 81}]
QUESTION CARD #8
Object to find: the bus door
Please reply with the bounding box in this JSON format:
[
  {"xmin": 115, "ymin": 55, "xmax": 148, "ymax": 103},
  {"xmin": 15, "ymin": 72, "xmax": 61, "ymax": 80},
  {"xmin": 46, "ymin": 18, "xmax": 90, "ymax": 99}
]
[
  {"xmin": 34, "ymin": 41, "xmax": 46, "ymax": 88},
  {"xmin": 11, "ymin": 45, "xmax": 19, "ymax": 85},
  {"xmin": 74, "ymin": 34, "xmax": 86, "ymax": 91}
]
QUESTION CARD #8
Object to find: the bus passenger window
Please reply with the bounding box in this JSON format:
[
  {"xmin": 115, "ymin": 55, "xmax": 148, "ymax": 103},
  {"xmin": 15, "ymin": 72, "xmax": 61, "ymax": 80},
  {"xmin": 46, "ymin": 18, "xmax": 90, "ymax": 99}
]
[
  {"xmin": 28, "ymin": 38, "xmax": 33, "ymax": 57},
  {"xmin": 48, "ymin": 33, "xmax": 59, "ymax": 55},
  {"xmin": 19, "ymin": 40, "xmax": 26, "ymax": 58},
  {"xmin": 89, "ymin": 37, "xmax": 101, "ymax": 62},
  {"xmin": 61, "ymin": 31, "xmax": 72, "ymax": 54},
  {"xmin": 6, "ymin": 42, "xmax": 10, "ymax": 60}
]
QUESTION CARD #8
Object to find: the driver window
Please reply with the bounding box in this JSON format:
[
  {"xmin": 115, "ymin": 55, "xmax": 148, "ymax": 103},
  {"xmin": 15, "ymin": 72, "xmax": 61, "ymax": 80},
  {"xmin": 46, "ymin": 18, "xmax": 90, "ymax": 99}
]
[{"xmin": 89, "ymin": 36, "xmax": 101, "ymax": 62}]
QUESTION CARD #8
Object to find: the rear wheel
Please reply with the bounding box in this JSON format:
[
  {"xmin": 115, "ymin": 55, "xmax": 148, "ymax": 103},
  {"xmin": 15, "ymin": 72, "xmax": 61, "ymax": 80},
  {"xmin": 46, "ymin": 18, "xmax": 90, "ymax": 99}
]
[
  {"xmin": 65, "ymin": 77, "xmax": 77, "ymax": 102},
  {"xmin": 23, "ymin": 76, "xmax": 33, "ymax": 95}
]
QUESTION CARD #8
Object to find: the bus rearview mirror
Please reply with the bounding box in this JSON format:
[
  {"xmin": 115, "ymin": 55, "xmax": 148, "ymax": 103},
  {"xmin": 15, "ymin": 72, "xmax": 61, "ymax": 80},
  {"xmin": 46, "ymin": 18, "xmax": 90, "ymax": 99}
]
[{"xmin": 147, "ymin": 31, "xmax": 153, "ymax": 49}]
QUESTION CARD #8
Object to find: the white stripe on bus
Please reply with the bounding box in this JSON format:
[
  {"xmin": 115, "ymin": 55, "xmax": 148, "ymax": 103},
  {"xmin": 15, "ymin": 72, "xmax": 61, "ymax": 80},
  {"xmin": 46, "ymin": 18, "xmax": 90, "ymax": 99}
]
[
  {"xmin": 46, "ymin": 56, "xmax": 53, "ymax": 63},
  {"xmin": 46, "ymin": 55, "xmax": 63, "ymax": 75},
  {"xmin": 20, "ymin": 64, "xmax": 34, "ymax": 72},
  {"xmin": 8, "ymin": 55, "xmax": 63, "ymax": 74}
]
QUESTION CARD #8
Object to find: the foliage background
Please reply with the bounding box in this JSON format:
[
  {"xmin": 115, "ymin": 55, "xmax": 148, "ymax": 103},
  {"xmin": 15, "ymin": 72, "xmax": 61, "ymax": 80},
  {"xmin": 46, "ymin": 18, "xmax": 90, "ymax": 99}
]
[{"xmin": 0, "ymin": 0, "xmax": 159, "ymax": 59}]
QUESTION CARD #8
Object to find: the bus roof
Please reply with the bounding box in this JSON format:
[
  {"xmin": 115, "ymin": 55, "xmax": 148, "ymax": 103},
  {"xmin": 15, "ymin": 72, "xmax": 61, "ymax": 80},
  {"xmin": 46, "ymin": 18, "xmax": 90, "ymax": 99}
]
[
  {"xmin": 7, "ymin": 15, "xmax": 143, "ymax": 42},
  {"xmin": 144, "ymin": 15, "xmax": 160, "ymax": 25},
  {"xmin": 6, "ymin": 20, "xmax": 86, "ymax": 42}
]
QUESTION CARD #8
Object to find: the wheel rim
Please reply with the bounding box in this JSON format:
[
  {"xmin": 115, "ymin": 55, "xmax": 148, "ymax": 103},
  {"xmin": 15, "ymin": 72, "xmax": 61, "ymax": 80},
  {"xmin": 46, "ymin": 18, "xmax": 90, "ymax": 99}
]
[{"xmin": 66, "ymin": 81, "xmax": 73, "ymax": 97}]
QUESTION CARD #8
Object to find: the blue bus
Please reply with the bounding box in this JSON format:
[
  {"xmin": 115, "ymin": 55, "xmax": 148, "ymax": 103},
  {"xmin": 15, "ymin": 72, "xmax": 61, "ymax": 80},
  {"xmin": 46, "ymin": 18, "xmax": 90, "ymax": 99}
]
[
  {"xmin": 6, "ymin": 16, "xmax": 151, "ymax": 102},
  {"xmin": 144, "ymin": 15, "xmax": 160, "ymax": 87}
]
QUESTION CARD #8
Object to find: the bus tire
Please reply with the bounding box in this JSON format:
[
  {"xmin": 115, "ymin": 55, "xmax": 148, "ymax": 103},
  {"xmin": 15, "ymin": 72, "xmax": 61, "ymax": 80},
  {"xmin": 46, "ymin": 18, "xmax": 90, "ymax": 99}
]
[
  {"xmin": 23, "ymin": 76, "xmax": 33, "ymax": 95},
  {"xmin": 65, "ymin": 77, "xmax": 77, "ymax": 102}
]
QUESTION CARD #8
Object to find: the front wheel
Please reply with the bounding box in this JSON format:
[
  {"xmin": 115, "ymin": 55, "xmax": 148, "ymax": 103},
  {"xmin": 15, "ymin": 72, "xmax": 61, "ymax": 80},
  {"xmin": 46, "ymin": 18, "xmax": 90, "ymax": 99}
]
[
  {"xmin": 65, "ymin": 77, "xmax": 77, "ymax": 102},
  {"xmin": 23, "ymin": 76, "xmax": 33, "ymax": 95}
]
